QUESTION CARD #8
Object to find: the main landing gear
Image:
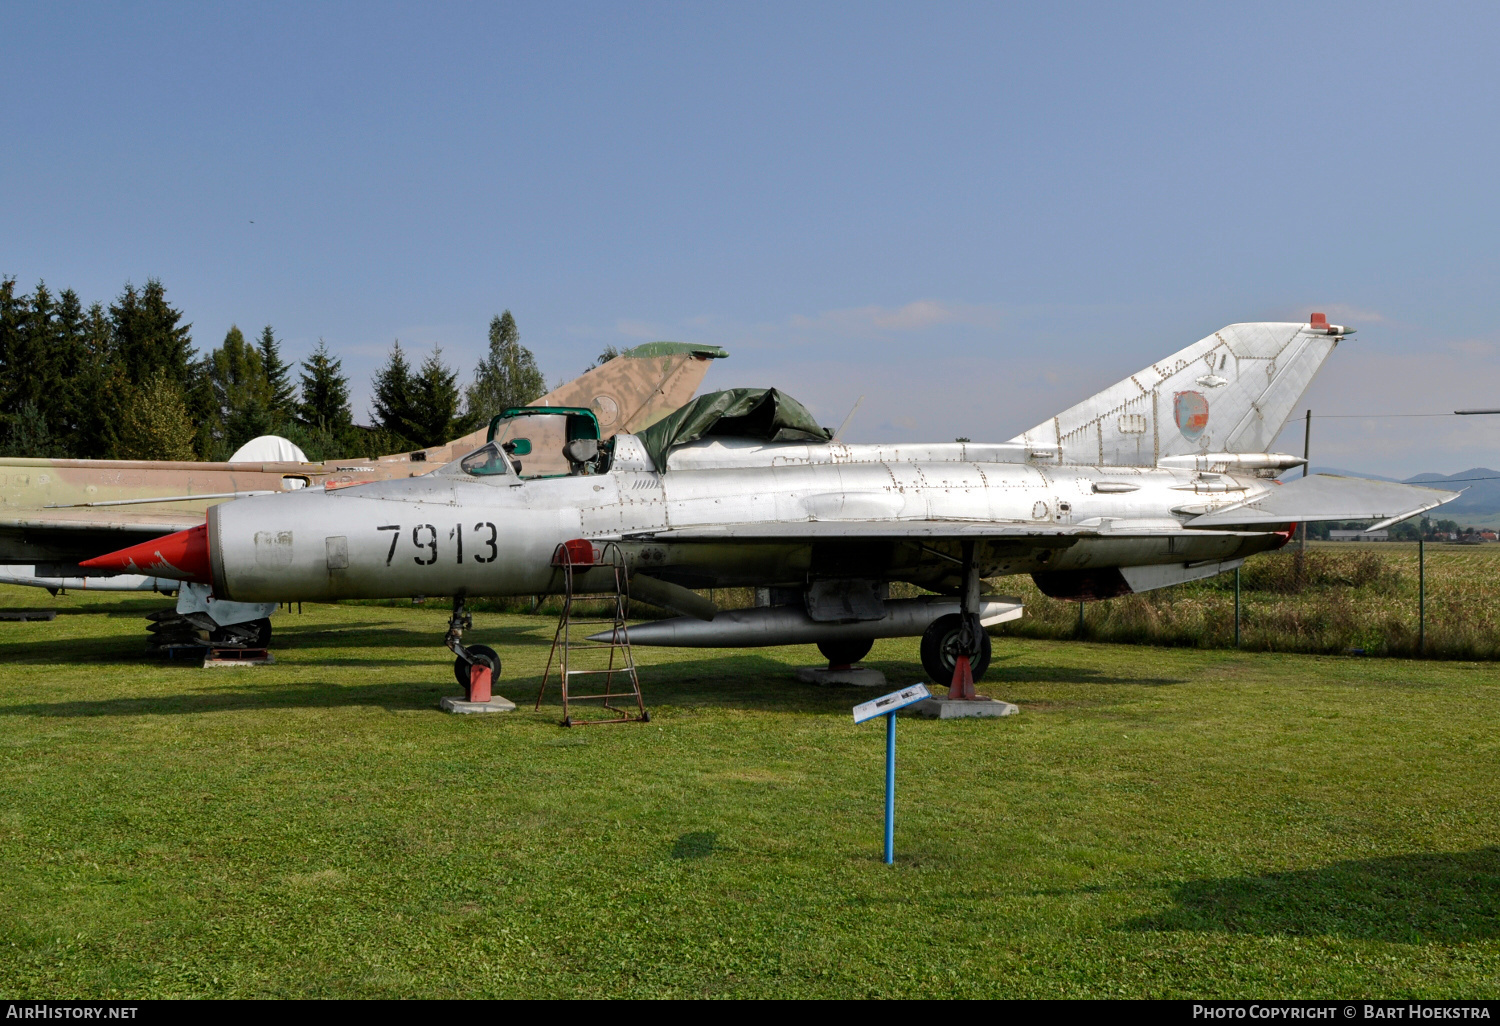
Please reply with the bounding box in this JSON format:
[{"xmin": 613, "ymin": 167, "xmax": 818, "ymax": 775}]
[
  {"xmin": 920, "ymin": 614, "xmax": 991, "ymax": 684},
  {"xmin": 445, "ymin": 598, "xmax": 500, "ymax": 701},
  {"xmin": 921, "ymin": 541, "xmax": 990, "ymax": 696}
]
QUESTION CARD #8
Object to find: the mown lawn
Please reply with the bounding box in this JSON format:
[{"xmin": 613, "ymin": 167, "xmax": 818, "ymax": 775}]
[{"xmin": 0, "ymin": 585, "xmax": 1497, "ymax": 998}]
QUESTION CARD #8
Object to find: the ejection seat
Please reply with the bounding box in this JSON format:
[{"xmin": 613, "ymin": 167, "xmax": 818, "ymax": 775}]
[{"xmin": 480, "ymin": 406, "xmax": 606, "ymax": 479}]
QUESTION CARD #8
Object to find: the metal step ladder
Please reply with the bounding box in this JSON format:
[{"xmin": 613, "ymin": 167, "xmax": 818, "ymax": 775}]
[{"xmin": 536, "ymin": 539, "xmax": 648, "ymax": 727}]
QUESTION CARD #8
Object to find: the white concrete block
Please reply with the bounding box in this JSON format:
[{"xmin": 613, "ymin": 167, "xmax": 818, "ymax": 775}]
[
  {"xmin": 440, "ymin": 694, "xmax": 518, "ymax": 714},
  {"xmin": 794, "ymin": 666, "xmax": 888, "ymax": 688},
  {"xmin": 908, "ymin": 695, "xmax": 1019, "ymax": 719}
]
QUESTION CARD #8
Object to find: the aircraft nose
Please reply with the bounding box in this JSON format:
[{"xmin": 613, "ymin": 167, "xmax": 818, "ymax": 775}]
[{"xmin": 80, "ymin": 523, "xmax": 212, "ymax": 582}]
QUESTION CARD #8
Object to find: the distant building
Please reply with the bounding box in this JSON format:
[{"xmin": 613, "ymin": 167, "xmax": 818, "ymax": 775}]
[{"xmin": 1329, "ymin": 529, "xmax": 1389, "ymax": 541}]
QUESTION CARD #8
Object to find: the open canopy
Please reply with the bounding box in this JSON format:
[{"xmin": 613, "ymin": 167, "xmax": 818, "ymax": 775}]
[{"xmin": 634, "ymin": 388, "xmax": 831, "ymax": 471}]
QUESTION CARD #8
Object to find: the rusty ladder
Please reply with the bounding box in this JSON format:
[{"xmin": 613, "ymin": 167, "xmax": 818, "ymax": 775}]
[{"xmin": 536, "ymin": 539, "xmax": 648, "ymax": 727}]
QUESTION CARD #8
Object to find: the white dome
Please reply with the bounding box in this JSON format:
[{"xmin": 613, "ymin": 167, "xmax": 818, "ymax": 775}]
[{"xmin": 229, "ymin": 435, "xmax": 310, "ymax": 463}]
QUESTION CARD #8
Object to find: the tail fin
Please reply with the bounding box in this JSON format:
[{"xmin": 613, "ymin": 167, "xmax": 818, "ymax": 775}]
[
  {"xmin": 405, "ymin": 341, "xmax": 728, "ymax": 464},
  {"xmin": 1009, "ymin": 318, "xmax": 1350, "ymax": 466}
]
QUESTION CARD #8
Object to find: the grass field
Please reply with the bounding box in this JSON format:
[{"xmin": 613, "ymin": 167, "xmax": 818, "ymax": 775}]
[
  {"xmin": 1007, "ymin": 542, "xmax": 1500, "ymax": 660},
  {"xmin": 2, "ymin": 585, "xmax": 1498, "ymax": 998}
]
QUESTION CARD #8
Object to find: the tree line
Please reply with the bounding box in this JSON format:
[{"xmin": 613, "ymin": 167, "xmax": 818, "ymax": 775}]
[{"xmin": 0, "ymin": 277, "xmax": 548, "ymax": 462}]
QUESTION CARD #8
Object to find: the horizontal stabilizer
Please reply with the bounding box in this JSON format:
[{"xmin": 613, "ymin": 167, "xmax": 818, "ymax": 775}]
[{"xmin": 1185, "ymin": 475, "xmax": 1458, "ymax": 529}]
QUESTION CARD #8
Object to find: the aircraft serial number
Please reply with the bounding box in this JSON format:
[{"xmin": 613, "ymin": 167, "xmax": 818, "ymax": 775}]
[{"xmin": 377, "ymin": 523, "xmax": 499, "ymax": 565}]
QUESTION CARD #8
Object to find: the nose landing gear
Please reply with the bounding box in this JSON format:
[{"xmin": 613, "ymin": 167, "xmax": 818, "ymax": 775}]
[{"xmin": 445, "ymin": 598, "xmax": 501, "ymax": 702}]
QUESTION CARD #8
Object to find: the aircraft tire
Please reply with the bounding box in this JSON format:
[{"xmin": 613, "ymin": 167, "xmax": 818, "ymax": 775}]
[
  {"xmin": 209, "ymin": 618, "xmax": 273, "ymax": 648},
  {"xmin": 817, "ymin": 638, "xmax": 873, "ymax": 666},
  {"xmin": 452, "ymin": 644, "xmax": 501, "ymax": 689},
  {"xmin": 919, "ymin": 614, "xmax": 992, "ymax": 684}
]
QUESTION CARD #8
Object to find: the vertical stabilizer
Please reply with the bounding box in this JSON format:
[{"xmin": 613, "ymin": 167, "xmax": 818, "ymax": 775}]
[
  {"xmin": 1009, "ymin": 318, "xmax": 1350, "ymax": 466},
  {"xmin": 417, "ymin": 341, "xmax": 729, "ymax": 462}
]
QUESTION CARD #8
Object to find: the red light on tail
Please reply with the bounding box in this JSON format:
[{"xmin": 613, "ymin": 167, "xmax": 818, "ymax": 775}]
[
  {"xmin": 80, "ymin": 523, "xmax": 211, "ymax": 582},
  {"xmin": 1310, "ymin": 312, "xmax": 1328, "ymax": 330}
]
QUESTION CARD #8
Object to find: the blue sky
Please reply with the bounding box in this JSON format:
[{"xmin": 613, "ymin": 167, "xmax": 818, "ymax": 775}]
[{"xmin": 4, "ymin": 2, "xmax": 1500, "ymax": 476}]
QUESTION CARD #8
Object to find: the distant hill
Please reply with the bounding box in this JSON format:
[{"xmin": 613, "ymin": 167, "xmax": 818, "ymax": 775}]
[
  {"xmin": 1402, "ymin": 468, "xmax": 1500, "ymax": 516},
  {"xmin": 1309, "ymin": 466, "xmax": 1500, "ymax": 517}
]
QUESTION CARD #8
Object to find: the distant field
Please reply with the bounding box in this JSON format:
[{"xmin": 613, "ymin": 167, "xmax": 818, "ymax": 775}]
[
  {"xmin": 1, "ymin": 587, "xmax": 1497, "ymax": 998},
  {"xmin": 1005, "ymin": 541, "xmax": 1500, "ymax": 660}
]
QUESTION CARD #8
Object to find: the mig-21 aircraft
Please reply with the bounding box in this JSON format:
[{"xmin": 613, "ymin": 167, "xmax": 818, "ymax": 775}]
[
  {"xmin": 82, "ymin": 315, "xmax": 1458, "ymax": 688},
  {"xmin": 2, "ymin": 341, "xmax": 726, "ymax": 645}
]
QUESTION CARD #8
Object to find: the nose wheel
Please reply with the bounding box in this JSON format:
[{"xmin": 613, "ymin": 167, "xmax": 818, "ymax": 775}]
[
  {"xmin": 453, "ymin": 644, "xmax": 500, "ymax": 688},
  {"xmin": 444, "ymin": 598, "xmax": 502, "ymax": 700}
]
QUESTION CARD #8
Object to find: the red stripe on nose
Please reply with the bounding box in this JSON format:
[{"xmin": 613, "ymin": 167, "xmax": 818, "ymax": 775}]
[{"xmin": 80, "ymin": 523, "xmax": 211, "ymax": 582}]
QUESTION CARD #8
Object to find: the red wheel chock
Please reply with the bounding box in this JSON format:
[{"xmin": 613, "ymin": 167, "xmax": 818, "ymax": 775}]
[
  {"xmin": 468, "ymin": 662, "xmax": 493, "ymax": 703},
  {"xmin": 948, "ymin": 654, "xmax": 976, "ymax": 701}
]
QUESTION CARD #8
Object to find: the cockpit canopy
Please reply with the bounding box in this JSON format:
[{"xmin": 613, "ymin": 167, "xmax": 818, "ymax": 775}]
[{"xmin": 461, "ymin": 406, "xmax": 604, "ymax": 480}]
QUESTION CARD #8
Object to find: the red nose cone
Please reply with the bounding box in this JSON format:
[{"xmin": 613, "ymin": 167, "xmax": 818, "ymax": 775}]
[{"xmin": 80, "ymin": 523, "xmax": 211, "ymax": 582}]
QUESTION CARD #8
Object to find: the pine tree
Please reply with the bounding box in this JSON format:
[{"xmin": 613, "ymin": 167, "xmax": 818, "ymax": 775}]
[
  {"xmin": 0, "ymin": 400, "xmax": 64, "ymax": 458},
  {"xmin": 465, "ymin": 311, "xmax": 545, "ymax": 424},
  {"xmin": 258, "ymin": 325, "xmax": 296, "ymax": 414},
  {"xmin": 297, "ymin": 340, "xmax": 353, "ymax": 433},
  {"xmin": 209, "ymin": 325, "xmax": 274, "ymax": 452},
  {"xmin": 76, "ymin": 302, "xmax": 121, "ymax": 457},
  {"xmin": 109, "ymin": 279, "xmax": 214, "ymax": 455},
  {"xmin": 371, "ymin": 340, "xmax": 418, "ymax": 445},
  {"xmin": 410, "ymin": 346, "xmax": 462, "ymax": 446},
  {"xmin": 0, "ymin": 280, "xmax": 94, "ymax": 457},
  {"xmin": 110, "ymin": 279, "xmax": 195, "ymax": 389}
]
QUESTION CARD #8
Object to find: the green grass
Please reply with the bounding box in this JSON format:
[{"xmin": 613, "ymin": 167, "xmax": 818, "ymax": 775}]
[
  {"xmin": 2, "ymin": 585, "xmax": 1499, "ymax": 998},
  {"xmin": 1009, "ymin": 542, "xmax": 1500, "ymax": 660}
]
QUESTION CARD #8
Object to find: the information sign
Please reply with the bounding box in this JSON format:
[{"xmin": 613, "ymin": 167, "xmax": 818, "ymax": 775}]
[
  {"xmin": 853, "ymin": 683, "xmax": 930, "ymax": 864},
  {"xmin": 852, "ymin": 683, "xmax": 930, "ymax": 724}
]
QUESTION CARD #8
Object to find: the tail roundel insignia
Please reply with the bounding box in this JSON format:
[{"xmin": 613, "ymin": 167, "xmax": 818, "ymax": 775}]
[{"xmin": 1174, "ymin": 391, "xmax": 1210, "ymax": 440}]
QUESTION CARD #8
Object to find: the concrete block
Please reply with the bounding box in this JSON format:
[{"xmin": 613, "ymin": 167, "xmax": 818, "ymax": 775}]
[
  {"xmin": 203, "ymin": 648, "xmax": 275, "ymax": 667},
  {"xmin": 794, "ymin": 666, "xmax": 888, "ymax": 688},
  {"xmin": 908, "ymin": 695, "xmax": 1019, "ymax": 719},
  {"xmin": 440, "ymin": 694, "xmax": 517, "ymax": 715}
]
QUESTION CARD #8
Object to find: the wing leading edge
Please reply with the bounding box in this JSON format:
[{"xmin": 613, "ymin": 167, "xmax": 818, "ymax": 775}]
[{"xmin": 1184, "ymin": 475, "xmax": 1459, "ymax": 530}]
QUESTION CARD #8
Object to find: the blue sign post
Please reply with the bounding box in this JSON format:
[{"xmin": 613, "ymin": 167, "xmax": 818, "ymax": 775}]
[{"xmin": 853, "ymin": 684, "xmax": 931, "ymax": 864}]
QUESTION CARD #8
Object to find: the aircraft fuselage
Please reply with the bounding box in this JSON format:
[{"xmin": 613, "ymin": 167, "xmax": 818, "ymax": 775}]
[{"xmin": 206, "ymin": 437, "xmax": 1288, "ymax": 604}]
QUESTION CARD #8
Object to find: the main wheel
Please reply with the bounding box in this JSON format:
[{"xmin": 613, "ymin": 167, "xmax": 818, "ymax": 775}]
[
  {"xmin": 453, "ymin": 644, "xmax": 501, "ymax": 689},
  {"xmin": 817, "ymin": 638, "xmax": 873, "ymax": 667},
  {"xmin": 209, "ymin": 618, "xmax": 272, "ymax": 648},
  {"xmin": 919, "ymin": 614, "xmax": 992, "ymax": 684}
]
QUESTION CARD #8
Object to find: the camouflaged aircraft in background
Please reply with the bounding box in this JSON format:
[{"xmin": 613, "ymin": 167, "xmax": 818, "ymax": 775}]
[{"xmin": 0, "ymin": 341, "xmax": 727, "ymax": 645}]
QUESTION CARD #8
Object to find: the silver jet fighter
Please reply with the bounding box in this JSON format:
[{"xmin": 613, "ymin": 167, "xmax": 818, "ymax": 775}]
[{"xmin": 84, "ymin": 315, "xmax": 1459, "ymax": 687}]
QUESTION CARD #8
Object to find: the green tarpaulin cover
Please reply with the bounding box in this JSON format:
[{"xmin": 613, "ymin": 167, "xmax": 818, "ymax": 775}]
[{"xmin": 633, "ymin": 388, "xmax": 831, "ymax": 471}]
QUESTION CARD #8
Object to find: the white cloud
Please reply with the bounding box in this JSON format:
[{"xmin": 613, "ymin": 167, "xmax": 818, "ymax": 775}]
[
  {"xmin": 614, "ymin": 318, "xmax": 663, "ymax": 340},
  {"xmin": 789, "ymin": 299, "xmax": 1002, "ymax": 335}
]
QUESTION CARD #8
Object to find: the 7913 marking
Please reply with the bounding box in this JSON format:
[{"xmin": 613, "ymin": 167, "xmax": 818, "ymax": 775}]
[{"xmin": 378, "ymin": 523, "xmax": 497, "ymax": 566}]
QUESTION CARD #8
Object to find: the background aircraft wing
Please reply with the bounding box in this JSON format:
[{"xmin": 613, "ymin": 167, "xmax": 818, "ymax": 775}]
[
  {"xmin": 1184, "ymin": 475, "xmax": 1459, "ymax": 529},
  {"xmin": 0, "ymin": 508, "xmax": 203, "ymax": 564}
]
